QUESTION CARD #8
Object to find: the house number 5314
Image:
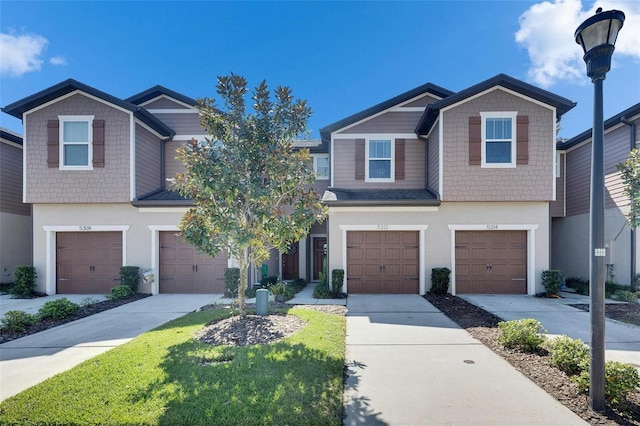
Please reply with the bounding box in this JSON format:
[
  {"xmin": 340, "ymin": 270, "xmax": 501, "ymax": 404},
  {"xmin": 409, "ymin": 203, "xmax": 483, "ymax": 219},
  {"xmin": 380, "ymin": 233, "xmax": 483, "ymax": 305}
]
[{"xmin": 486, "ymin": 224, "xmax": 498, "ymax": 230}]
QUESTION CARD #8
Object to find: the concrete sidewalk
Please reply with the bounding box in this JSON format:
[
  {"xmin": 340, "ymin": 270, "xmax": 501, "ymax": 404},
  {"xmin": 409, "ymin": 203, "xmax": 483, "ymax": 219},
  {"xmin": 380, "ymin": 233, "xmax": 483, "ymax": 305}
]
[
  {"xmin": 0, "ymin": 294, "xmax": 216, "ymax": 401},
  {"xmin": 461, "ymin": 292, "xmax": 640, "ymax": 369},
  {"xmin": 343, "ymin": 294, "xmax": 586, "ymax": 425}
]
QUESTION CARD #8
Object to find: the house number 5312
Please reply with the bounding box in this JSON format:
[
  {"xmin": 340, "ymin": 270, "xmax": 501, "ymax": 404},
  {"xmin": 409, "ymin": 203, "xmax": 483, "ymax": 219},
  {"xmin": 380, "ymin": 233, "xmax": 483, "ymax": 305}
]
[{"xmin": 79, "ymin": 225, "xmax": 92, "ymax": 231}]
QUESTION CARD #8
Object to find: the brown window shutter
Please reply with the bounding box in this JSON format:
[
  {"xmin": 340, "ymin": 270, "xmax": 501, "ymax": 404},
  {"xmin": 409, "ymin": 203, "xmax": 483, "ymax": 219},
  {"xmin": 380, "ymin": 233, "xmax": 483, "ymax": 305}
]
[
  {"xmin": 516, "ymin": 115, "xmax": 529, "ymax": 165},
  {"xmin": 355, "ymin": 138, "xmax": 365, "ymax": 180},
  {"xmin": 395, "ymin": 138, "xmax": 405, "ymax": 180},
  {"xmin": 469, "ymin": 116, "xmax": 481, "ymax": 165},
  {"xmin": 92, "ymin": 119, "xmax": 105, "ymax": 167},
  {"xmin": 47, "ymin": 120, "xmax": 60, "ymax": 168}
]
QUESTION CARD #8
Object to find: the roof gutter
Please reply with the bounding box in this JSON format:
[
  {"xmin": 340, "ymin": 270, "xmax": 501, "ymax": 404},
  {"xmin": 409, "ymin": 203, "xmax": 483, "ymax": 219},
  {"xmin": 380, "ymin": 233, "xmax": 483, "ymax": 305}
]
[{"xmin": 621, "ymin": 116, "xmax": 637, "ymax": 282}]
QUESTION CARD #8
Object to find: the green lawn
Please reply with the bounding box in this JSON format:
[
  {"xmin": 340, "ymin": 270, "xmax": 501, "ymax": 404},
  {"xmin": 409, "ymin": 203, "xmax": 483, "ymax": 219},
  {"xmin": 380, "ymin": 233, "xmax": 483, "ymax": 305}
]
[{"xmin": 0, "ymin": 307, "xmax": 346, "ymax": 425}]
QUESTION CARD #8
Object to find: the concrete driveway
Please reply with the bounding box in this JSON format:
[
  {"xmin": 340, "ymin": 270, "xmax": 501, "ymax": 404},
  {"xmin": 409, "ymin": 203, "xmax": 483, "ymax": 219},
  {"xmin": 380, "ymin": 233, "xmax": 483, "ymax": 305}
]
[
  {"xmin": 0, "ymin": 294, "xmax": 218, "ymax": 401},
  {"xmin": 343, "ymin": 294, "xmax": 586, "ymax": 425},
  {"xmin": 461, "ymin": 293, "xmax": 640, "ymax": 369}
]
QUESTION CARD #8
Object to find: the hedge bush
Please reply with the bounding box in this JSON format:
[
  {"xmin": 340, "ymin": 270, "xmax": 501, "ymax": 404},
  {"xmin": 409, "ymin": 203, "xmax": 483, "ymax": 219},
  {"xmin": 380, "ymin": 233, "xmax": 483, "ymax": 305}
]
[
  {"xmin": 38, "ymin": 298, "xmax": 79, "ymax": 320},
  {"xmin": 498, "ymin": 319, "xmax": 546, "ymax": 353},
  {"xmin": 119, "ymin": 266, "xmax": 140, "ymax": 292},
  {"xmin": 9, "ymin": 266, "xmax": 37, "ymax": 298},
  {"xmin": 224, "ymin": 267, "xmax": 240, "ymax": 297},
  {"xmin": 331, "ymin": 269, "xmax": 344, "ymax": 297},
  {"xmin": 541, "ymin": 269, "xmax": 564, "ymax": 296},
  {"xmin": 575, "ymin": 361, "xmax": 640, "ymax": 404},
  {"xmin": 544, "ymin": 335, "xmax": 589, "ymax": 375},
  {"xmin": 430, "ymin": 268, "xmax": 451, "ymax": 295},
  {"xmin": 1, "ymin": 310, "xmax": 37, "ymax": 332},
  {"xmin": 107, "ymin": 285, "xmax": 134, "ymax": 301}
]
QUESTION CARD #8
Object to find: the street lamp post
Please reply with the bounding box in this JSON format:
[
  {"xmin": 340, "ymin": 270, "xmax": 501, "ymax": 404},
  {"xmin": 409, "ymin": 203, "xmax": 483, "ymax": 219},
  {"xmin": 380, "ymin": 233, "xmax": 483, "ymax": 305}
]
[{"xmin": 574, "ymin": 7, "xmax": 625, "ymax": 412}]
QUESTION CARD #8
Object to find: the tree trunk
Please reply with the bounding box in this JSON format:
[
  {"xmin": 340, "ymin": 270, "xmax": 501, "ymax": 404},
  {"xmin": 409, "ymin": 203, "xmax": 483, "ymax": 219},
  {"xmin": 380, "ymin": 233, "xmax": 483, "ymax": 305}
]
[{"xmin": 237, "ymin": 246, "xmax": 249, "ymax": 318}]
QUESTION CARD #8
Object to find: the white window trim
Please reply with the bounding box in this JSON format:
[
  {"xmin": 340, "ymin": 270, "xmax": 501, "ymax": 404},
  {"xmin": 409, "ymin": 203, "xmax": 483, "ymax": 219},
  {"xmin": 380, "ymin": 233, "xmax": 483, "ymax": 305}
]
[
  {"xmin": 59, "ymin": 115, "xmax": 94, "ymax": 170},
  {"xmin": 312, "ymin": 154, "xmax": 329, "ymax": 180},
  {"xmin": 480, "ymin": 111, "xmax": 517, "ymax": 169},
  {"xmin": 365, "ymin": 138, "xmax": 395, "ymax": 182}
]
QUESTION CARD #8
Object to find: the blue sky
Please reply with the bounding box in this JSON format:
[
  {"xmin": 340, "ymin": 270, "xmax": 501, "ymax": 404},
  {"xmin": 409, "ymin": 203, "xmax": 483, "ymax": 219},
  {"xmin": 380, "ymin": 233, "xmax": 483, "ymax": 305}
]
[{"xmin": 1, "ymin": 0, "xmax": 639, "ymax": 140}]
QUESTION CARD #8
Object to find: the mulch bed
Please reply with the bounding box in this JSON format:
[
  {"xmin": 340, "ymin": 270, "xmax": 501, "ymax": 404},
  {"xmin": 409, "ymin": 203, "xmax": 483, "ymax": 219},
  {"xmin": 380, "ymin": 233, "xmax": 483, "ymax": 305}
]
[
  {"xmin": 425, "ymin": 294, "xmax": 640, "ymax": 425},
  {"xmin": 0, "ymin": 293, "xmax": 151, "ymax": 344}
]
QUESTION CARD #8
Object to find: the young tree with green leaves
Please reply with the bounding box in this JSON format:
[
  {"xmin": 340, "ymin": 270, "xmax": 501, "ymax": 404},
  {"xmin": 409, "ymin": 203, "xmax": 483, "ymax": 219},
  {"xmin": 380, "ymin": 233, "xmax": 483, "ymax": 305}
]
[
  {"xmin": 174, "ymin": 74, "xmax": 326, "ymax": 317},
  {"xmin": 618, "ymin": 149, "xmax": 640, "ymax": 229}
]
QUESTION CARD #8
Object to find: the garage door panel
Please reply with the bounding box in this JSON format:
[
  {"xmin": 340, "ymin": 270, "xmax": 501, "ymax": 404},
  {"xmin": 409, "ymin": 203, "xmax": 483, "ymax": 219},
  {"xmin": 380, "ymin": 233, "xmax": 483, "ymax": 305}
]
[
  {"xmin": 159, "ymin": 232, "xmax": 227, "ymax": 293},
  {"xmin": 455, "ymin": 231, "xmax": 527, "ymax": 294},
  {"xmin": 347, "ymin": 231, "xmax": 419, "ymax": 294}
]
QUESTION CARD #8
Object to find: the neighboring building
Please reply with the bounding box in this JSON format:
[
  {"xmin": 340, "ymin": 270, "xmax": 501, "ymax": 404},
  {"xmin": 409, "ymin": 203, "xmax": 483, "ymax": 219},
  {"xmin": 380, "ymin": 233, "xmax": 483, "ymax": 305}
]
[
  {"xmin": 0, "ymin": 129, "xmax": 31, "ymax": 283},
  {"xmin": 553, "ymin": 103, "xmax": 640, "ymax": 286},
  {"xmin": 320, "ymin": 74, "xmax": 575, "ymax": 295},
  {"xmin": 2, "ymin": 80, "xmax": 326, "ymax": 295}
]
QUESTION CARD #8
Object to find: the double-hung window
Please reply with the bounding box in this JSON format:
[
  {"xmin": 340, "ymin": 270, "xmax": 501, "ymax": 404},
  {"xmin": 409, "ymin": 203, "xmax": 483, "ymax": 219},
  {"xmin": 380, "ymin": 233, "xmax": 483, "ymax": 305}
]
[
  {"xmin": 59, "ymin": 115, "xmax": 93, "ymax": 170},
  {"xmin": 313, "ymin": 155, "xmax": 329, "ymax": 180},
  {"xmin": 366, "ymin": 139, "xmax": 393, "ymax": 181},
  {"xmin": 481, "ymin": 112, "xmax": 517, "ymax": 168}
]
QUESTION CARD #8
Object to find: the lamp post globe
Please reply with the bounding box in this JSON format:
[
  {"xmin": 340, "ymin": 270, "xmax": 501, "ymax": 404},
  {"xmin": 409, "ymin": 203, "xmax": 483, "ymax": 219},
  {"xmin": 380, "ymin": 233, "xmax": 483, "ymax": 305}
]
[{"xmin": 574, "ymin": 7, "xmax": 625, "ymax": 412}]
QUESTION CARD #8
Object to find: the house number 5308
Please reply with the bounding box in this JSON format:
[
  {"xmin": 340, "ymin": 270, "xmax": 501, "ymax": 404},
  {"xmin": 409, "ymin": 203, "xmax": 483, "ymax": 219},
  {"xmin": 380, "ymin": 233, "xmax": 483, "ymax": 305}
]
[{"xmin": 79, "ymin": 225, "xmax": 92, "ymax": 231}]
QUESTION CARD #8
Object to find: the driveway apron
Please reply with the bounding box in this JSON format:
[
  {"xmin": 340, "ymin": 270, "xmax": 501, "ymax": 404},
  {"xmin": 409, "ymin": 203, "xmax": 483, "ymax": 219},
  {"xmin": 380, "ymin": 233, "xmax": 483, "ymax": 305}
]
[
  {"xmin": 343, "ymin": 294, "xmax": 586, "ymax": 425},
  {"xmin": 0, "ymin": 294, "xmax": 217, "ymax": 402}
]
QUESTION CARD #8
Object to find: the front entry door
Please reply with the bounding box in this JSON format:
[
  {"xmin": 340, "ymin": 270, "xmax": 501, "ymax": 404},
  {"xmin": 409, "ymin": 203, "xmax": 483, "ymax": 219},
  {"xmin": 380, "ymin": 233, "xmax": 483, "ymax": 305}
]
[
  {"xmin": 313, "ymin": 237, "xmax": 327, "ymax": 281},
  {"xmin": 282, "ymin": 242, "xmax": 299, "ymax": 280}
]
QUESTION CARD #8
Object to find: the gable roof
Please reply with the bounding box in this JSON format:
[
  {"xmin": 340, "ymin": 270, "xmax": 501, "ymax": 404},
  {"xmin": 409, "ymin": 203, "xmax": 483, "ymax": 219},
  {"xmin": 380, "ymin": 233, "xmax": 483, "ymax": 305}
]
[
  {"xmin": 126, "ymin": 85, "xmax": 198, "ymax": 107},
  {"xmin": 0, "ymin": 128, "xmax": 23, "ymax": 145},
  {"xmin": 415, "ymin": 74, "xmax": 577, "ymax": 135},
  {"xmin": 557, "ymin": 102, "xmax": 640, "ymax": 150},
  {"xmin": 319, "ymin": 82, "xmax": 453, "ymax": 142},
  {"xmin": 2, "ymin": 79, "xmax": 175, "ymax": 138}
]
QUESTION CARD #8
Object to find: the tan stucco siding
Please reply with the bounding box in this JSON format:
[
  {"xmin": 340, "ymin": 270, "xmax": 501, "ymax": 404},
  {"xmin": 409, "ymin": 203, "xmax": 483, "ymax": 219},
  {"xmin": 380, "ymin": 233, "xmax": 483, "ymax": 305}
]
[
  {"xmin": 340, "ymin": 111, "xmax": 423, "ymax": 134},
  {"xmin": 25, "ymin": 94, "xmax": 130, "ymax": 203},
  {"xmin": 0, "ymin": 141, "xmax": 29, "ymax": 215},
  {"xmin": 332, "ymin": 138, "xmax": 425, "ymax": 189},
  {"xmin": 0, "ymin": 211, "xmax": 31, "ymax": 282},
  {"xmin": 135, "ymin": 124, "xmax": 162, "ymax": 196},
  {"xmin": 441, "ymin": 89, "xmax": 555, "ymax": 201},
  {"xmin": 326, "ymin": 201, "xmax": 550, "ymax": 295}
]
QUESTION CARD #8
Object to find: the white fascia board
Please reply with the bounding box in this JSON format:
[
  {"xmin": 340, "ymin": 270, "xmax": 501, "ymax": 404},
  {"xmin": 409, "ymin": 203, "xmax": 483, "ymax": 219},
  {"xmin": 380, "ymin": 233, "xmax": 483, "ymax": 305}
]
[
  {"xmin": 564, "ymin": 117, "xmax": 640, "ymax": 154},
  {"xmin": 139, "ymin": 208, "xmax": 189, "ymax": 213},
  {"xmin": 1, "ymin": 139, "xmax": 23, "ymax": 149},
  {"xmin": 133, "ymin": 118, "xmax": 171, "ymax": 140},
  {"xmin": 552, "ymin": 106, "xmax": 557, "ymax": 202},
  {"xmin": 24, "ymin": 90, "xmax": 134, "ymax": 117},
  {"xmin": 439, "ymin": 86, "xmax": 557, "ymax": 115},
  {"xmin": 172, "ymin": 134, "xmax": 209, "ymax": 141},
  {"xmin": 139, "ymin": 94, "xmax": 195, "ymax": 109}
]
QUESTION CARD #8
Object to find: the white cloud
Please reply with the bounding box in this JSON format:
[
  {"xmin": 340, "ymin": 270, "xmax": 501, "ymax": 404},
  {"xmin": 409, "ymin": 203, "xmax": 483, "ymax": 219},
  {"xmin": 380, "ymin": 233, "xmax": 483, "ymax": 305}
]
[
  {"xmin": 516, "ymin": 0, "xmax": 640, "ymax": 87},
  {"xmin": 0, "ymin": 32, "xmax": 48, "ymax": 77},
  {"xmin": 50, "ymin": 56, "xmax": 68, "ymax": 66}
]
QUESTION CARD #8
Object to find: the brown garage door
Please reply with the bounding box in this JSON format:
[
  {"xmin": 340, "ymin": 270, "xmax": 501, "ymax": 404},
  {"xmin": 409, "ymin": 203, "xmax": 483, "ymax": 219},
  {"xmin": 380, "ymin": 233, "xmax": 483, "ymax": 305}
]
[
  {"xmin": 347, "ymin": 231, "xmax": 419, "ymax": 294},
  {"xmin": 455, "ymin": 231, "xmax": 527, "ymax": 294},
  {"xmin": 159, "ymin": 232, "xmax": 228, "ymax": 293},
  {"xmin": 57, "ymin": 232, "xmax": 122, "ymax": 294}
]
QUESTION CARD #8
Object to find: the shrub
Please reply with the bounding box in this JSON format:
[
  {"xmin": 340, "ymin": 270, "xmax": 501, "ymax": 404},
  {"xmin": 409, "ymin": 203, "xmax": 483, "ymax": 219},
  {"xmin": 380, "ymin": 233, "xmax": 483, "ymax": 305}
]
[
  {"xmin": 632, "ymin": 274, "xmax": 640, "ymax": 291},
  {"xmin": 270, "ymin": 281, "xmax": 286, "ymax": 296},
  {"xmin": 119, "ymin": 266, "xmax": 140, "ymax": 292},
  {"xmin": 8, "ymin": 266, "xmax": 37, "ymax": 298},
  {"xmin": 38, "ymin": 298, "xmax": 80, "ymax": 320},
  {"xmin": 224, "ymin": 267, "xmax": 240, "ymax": 297},
  {"xmin": 565, "ymin": 277, "xmax": 588, "ymax": 294},
  {"xmin": 544, "ymin": 335, "xmax": 589, "ymax": 375},
  {"xmin": 80, "ymin": 297, "xmax": 100, "ymax": 307},
  {"xmin": 313, "ymin": 281, "xmax": 330, "ymax": 298},
  {"xmin": 498, "ymin": 319, "xmax": 546, "ymax": 353},
  {"xmin": 1, "ymin": 310, "xmax": 37, "ymax": 332},
  {"xmin": 107, "ymin": 285, "xmax": 134, "ymax": 301},
  {"xmin": 331, "ymin": 269, "xmax": 344, "ymax": 297},
  {"xmin": 541, "ymin": 270, "xmax": 564, "ymax": 296},
  {"xmin": 575, "ymin": 361, "xmax": 640, "ymax": 405},
  {"xmin": 430, "ymin": 267, "xmax": 451, "ymax": 295},
  {"xmin": 605, "ymin": 280, "xmax": 621, "ymax": 298},
  {"xmin": 615, "ymin": 289, "xmax": 639, "ymax": 302},
  {"xmin": 260, "ymin": 275, "xmax": 278, "ymax": 287}
]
